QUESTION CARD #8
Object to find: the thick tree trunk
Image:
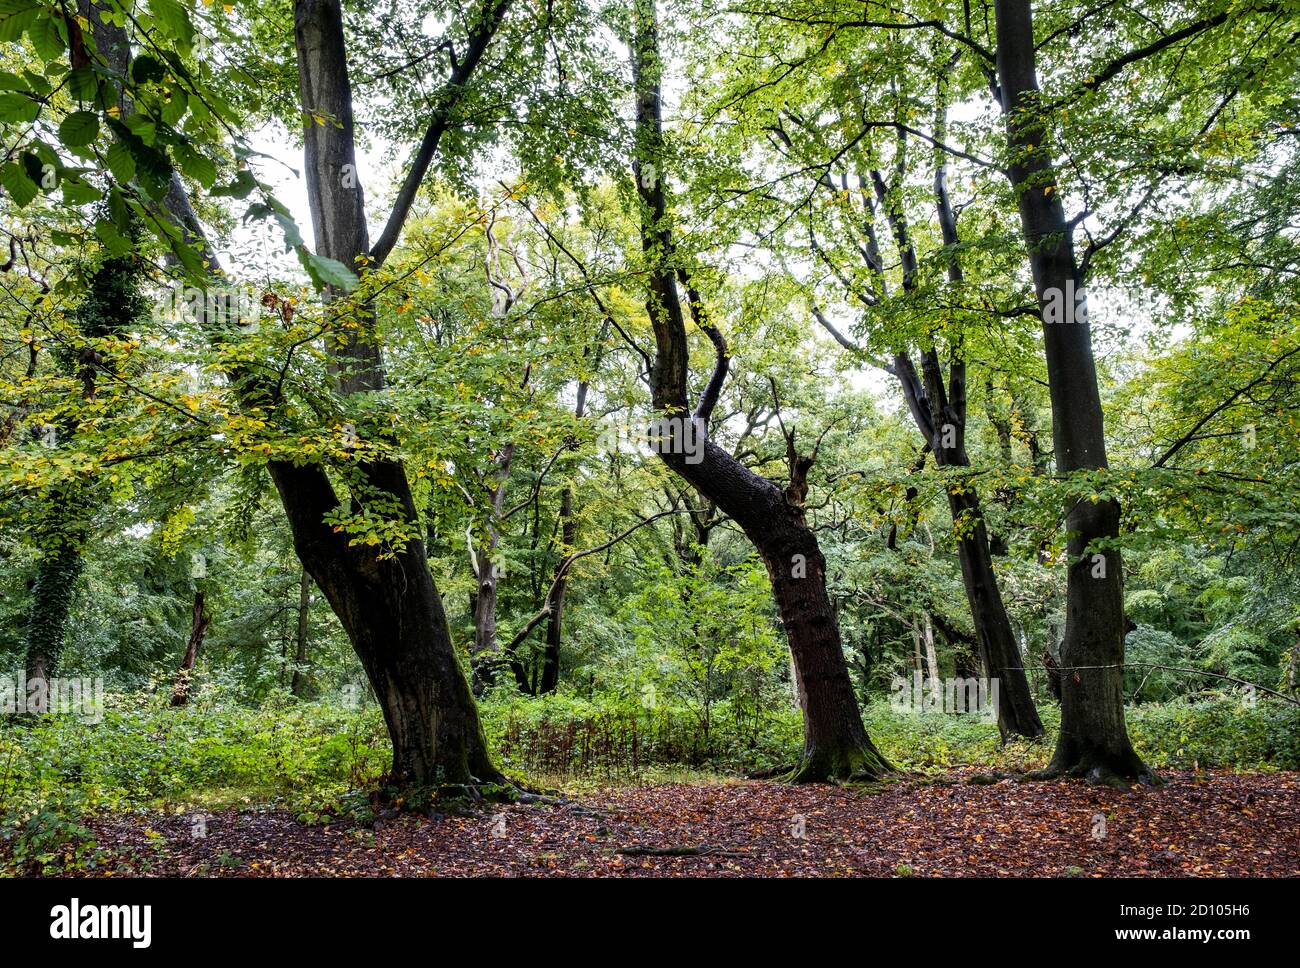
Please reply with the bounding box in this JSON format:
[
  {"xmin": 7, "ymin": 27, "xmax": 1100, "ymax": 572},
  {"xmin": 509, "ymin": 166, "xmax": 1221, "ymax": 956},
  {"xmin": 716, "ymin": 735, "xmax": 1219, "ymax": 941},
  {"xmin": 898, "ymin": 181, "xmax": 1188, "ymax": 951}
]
[
  {"xmin": 270, "ymin": 461, "xmax": 500, "ymax": 785},
  {"xmin": 278, "ymin": 0, "xmax": 506, "ymax": 788},
  {"xmin": 994, "ymin": 0, "xmax": 1150, "ymax": 783},
  {"xmin": 171, "ymin": 590, "xmax": 209, "ymax": 707},
  {"xmin": 269, "ymin": 458, "xmax": 501, "ymax": 787},
  {"xmin": 290, "ymin": 569, "xmax": 311, "ymax": 698},
  {"xmin": 633, "ymin": 0, "xmax": 887, "ymax": 781},
  {"xmin": 754, "ymin": 492, "xmax": 890, "ymax": 781}
]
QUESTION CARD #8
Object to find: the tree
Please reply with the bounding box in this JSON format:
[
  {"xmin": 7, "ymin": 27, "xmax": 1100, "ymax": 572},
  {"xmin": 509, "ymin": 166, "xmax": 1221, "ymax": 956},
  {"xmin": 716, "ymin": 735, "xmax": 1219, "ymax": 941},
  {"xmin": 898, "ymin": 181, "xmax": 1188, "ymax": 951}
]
[
  {"xmin": 630, "ymin": 0, "xmax": 889, "ymax": 781},
  {"xmin": 69, "ymin": 0, "xmax": 509, "ymax": 787},
  {"xmin": 991, "ymin": 0, "xmax": 1149, "ymax": 783}
]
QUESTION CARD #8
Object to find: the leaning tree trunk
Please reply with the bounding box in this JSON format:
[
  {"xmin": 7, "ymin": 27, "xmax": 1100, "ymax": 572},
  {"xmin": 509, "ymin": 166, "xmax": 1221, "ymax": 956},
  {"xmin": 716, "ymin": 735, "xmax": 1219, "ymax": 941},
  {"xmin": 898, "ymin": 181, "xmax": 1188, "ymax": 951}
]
[
  {"xmin": 632, "ymin": 0, "xmax": 888, "ymax": 781},
  {"xmin": 86, "ymin": 0, "xmax": 507, "ymax": 789},
  {"xmin": 171, "ymin": 590, "xmax": 210, "ymax": 707},
  {"xmin": 947, "ymin": 485, "xmax": 1044, "ymax": 735},
  {"xmin": 994, "ymin": 0, "xmax": 1150, "ymax": 783},
  {"xmin": 270, "ymin": 460, "xmax": 500, "ymax": 786},
  {"xmin": 862, "ymin": 140, "xmax": 1043, "ymax": 738},
  {"xmin": 755, "ymin": 489, "xmax": 890, "ymax": 780}
]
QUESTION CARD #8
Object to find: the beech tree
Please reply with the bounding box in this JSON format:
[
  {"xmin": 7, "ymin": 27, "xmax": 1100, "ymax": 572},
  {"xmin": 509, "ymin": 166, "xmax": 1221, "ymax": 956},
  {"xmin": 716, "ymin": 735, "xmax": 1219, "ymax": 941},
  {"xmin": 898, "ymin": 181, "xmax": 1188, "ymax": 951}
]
[{"xmin": 631, "ymin": 0, "xmax": 890, "ymax": 781}]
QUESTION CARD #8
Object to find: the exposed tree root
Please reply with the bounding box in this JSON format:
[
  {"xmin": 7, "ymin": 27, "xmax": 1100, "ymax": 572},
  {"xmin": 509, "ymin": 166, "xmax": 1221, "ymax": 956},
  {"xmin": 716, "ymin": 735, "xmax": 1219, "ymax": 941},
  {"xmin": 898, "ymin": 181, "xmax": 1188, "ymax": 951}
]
[
  {"xmin": 745, "ymin": 764, "xmax": 796, "ymax": 780},
  {"xmin": 1024, "ymin": 760, "xmax": 1163, "ymax": 790},
  {"xmin": 785, "ymin": 743, "xmax": 894, "ymax": 784}
]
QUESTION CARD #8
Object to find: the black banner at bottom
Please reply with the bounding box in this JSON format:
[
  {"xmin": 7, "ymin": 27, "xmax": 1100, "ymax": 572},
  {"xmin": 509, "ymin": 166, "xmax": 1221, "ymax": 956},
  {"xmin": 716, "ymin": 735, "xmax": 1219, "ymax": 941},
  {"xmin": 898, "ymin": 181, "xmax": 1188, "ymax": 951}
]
[{"xmin": 0, "ymin": 876, "xmax": 1282, "ymax": 955}]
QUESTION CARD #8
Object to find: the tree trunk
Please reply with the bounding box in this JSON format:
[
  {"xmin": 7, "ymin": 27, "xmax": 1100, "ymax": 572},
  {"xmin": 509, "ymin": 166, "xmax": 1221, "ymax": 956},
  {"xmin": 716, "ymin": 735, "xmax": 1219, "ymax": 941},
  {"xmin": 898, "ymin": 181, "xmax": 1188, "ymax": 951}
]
[
  {"xmin": 994, "ymin": 0, "xmax": 1150, "ymax": 783},
  {"xmin": 533, "ymin": 323, "xmax": 606, "ymax": 694},
  {"xmin": 632, "ymin": 0, "xmax": 887, "ymax": 781},
  {"xmin": 867, "ymin": 146, "xmax": 1044, "ymax": 738},
  {"xmin": 758, "ymin": 503, "xmax": 890, "ymax": 780},
  {"xmin": 469, "ymin": 445, "xmax": 513, "ymax": 691},
  {"xmin": 269, "ymin": 459, "xmax": 501, "ymax": 787},
  {"xmin": 948, "ymin": 486, "xmax": 1044, "ymax": 736},
  {"xmin": 923, "ymin": 614, "xmax": 940, "ymax": 685},
  {"xmin": 537, "ymin": 484, "xmax": 574, "ymax": 694},
  {"xmin": 471, "ymin": 557, "xmax": 500, "ymax": 691},
  {"xmin": 23, "ymin": 538, "xmax": 84, "ymax": 702},
  {"xmin": 290, "ymin": 568, "xmax": 312, "ymax": 698},
  {"xmin": 90, "ymin": 0, "xmax": 510, "ymax": 791},
  {"xmin": 1286, "ymin": 631, "xmax": 1299, "ymax": 695},
  {"xmin": 261, "ymin": 0, "xmax": 505, "ymax": 787},
  {"xmin": 171, "ymin": 590, "xmax": 210, "ymax": 707}
]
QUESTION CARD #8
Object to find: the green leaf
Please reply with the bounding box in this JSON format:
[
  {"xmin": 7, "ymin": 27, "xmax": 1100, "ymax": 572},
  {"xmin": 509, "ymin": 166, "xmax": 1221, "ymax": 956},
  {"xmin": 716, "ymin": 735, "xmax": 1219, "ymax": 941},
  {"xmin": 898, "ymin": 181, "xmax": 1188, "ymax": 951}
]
[
  {"xmin": 58, "ymin": 110, "xmax": 100, "ymax": 148},
  {"xmin": 22, "ymin": 70, "xmax": 52, "ymax": 98},
  {"xmin": 160, "ymin": 87, "xmax": 188, "ymax": 126},
  {"xmin": 299, "ymin": 249, "xmax": 358, "ymax": 292},
  {"xmin": 0, "ymin": 162, "xmax": 38, "ymax": 208},
  {"xmin": 94, "ymin": 218, "xmax": 133, "ymax": 256},
  {"xmin": 105, "ymin": 140, "xmax": 137, "ymax": 184},
  {"xmin": 107, "ymin": 186, "xmax": 129, "ymax": 229},
  {"xmin": 67, "ymin": 67, "xmax": 102, "ymax": 104},
  {"xmin": 61, "ymin": 178, "xmax": 101, "ymax": 205},
  {"xmin": 106, "ymin": 117, "xmax": 173, "ymax": 198},
  {"xmin": 124, "ymin": 113, "xmax": 156, "ymax": 145},
  {"xmin": 149, "ymin": 0, "xmax": 195, "ymax": 45},
  {"xmin": 0, "ymin": 91, "xmax": 39, "ymax": 123},
  {"xmin": 129, "ymin": 54, "xmax": 167, "ymax": 85},
  {"xmin": 211, "ymin": 169, "xmax": 258, "ymax": 199},
  {"xmin": 0, "ymin": 0, "xmax": 39, "ymax": 43},
  {"xmin": 175, "ymin": 143, "xmax": 216, "ymax": 187},
  {"xmin": 27, "ymin": 11, "xmax": 64, "ymax": 62}
]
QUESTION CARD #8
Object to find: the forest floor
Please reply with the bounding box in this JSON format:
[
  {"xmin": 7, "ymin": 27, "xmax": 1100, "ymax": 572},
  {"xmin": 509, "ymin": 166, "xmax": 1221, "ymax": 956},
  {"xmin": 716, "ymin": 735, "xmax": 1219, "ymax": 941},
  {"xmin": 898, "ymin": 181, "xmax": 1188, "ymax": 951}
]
[{"xmin": 69, "ymin": 767, "xmax": 1300, "ymax": 877}]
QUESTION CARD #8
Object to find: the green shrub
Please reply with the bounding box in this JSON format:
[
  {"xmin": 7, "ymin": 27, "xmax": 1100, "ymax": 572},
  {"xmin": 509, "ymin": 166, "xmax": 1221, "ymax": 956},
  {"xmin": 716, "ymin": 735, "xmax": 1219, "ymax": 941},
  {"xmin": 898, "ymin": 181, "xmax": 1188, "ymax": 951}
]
[{"xmin": 1, "ymin": 688, "xmax": 1295, "ymax": 860}]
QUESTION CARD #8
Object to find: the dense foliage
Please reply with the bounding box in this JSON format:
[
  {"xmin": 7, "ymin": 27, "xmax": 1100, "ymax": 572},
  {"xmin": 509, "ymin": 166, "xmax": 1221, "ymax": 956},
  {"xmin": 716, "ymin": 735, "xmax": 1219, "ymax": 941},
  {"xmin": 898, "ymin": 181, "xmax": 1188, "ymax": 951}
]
[{"xmin": 1, "ymin": 0, "xmax": 1298, "ymax": 869}]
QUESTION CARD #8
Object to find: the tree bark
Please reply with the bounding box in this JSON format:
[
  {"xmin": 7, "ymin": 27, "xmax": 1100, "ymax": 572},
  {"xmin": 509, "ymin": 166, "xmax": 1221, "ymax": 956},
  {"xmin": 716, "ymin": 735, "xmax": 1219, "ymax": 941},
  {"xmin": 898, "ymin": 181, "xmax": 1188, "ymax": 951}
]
[
  {"xmin": 993, "ymin": 0, "xmax": 1150, "ymax": 783},
  {"xmin": 171, "ymin": 590, "xmax": 210, "ymax": 707},
  {"xmin": 923, "ymin": 614, "xmax": 940, "ymax": 684},
  {"xmin": 271, "ymin": 458, "xmax": 500, "ymax": 785},
  {"xmin": 87, "ymin": 0, "xmax": 509, "ymax": 788},
  {"xmin": 469, "ymin": 444, "xmax": 514, "ymax": 690},
  {"xmin": 632, "ymin": 0, "xmax": 888, "ymax": 781},
  {"xmin": 537, "ymin": 483, "xmax": 574, "ymax": 694},
  {"xmin": 863, "ymin": 135, "xmax": 1044, "ymax": 738}
]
